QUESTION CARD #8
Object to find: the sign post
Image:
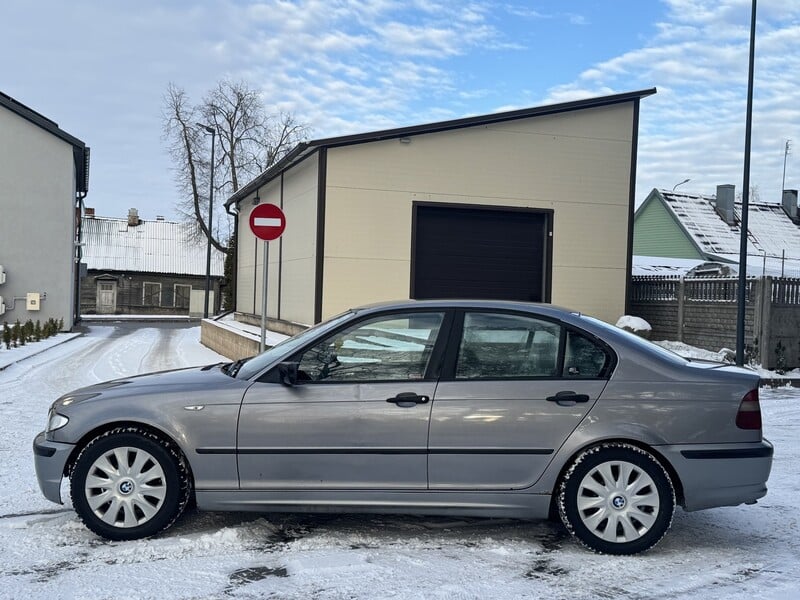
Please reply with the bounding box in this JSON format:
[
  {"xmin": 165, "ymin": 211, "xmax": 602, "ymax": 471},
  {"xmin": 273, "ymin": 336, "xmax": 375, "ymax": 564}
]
[{"xmin": 249, "ymin": 203, "xmax": 286, "ymax": 352}]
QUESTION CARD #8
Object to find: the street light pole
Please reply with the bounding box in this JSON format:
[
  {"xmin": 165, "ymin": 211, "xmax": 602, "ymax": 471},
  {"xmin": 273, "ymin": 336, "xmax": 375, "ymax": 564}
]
[
  {"xmin": 197, "ymin": 123, "xmax": 215, "ymax": 319},
  {"xmin": 672, "ymin": 178, "xmax": 690, "ymax": 191},
  {"xmin": 736, "ymin": 0, "xmax": 757, "ymax": 366}
]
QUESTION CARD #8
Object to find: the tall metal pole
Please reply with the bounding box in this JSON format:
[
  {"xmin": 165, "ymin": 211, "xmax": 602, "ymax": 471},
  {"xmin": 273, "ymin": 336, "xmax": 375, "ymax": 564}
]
[
  {"xmin": 736, "ymin": 0, "xmax": 757, "ymax": 366},
  {"xmin": 781, "ymin": 140, "xmax": 791, "ymax": 196},
  {"xmin": 260, "ymin": 242, "xmax": 269, "ymax": 352},
  {"xmin": 203, "ymin": 128, "xmax": 216, "ymax": 319}
]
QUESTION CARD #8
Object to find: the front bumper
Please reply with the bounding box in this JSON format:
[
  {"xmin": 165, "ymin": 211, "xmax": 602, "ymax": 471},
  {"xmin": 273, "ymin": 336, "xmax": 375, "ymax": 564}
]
[
  {"xmin": 659, "ymin": 439, "xmax": 773, "ymax": 511},
  {"xmin": 33, "ymin": 431, "xmax": 75, "ymax": 505}
]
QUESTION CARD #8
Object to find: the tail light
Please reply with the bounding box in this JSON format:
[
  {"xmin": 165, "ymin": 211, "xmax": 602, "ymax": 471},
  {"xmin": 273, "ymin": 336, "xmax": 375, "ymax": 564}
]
[{"xmin": 736, "ymin": 389, "xmax": 762, "ymax": 430}]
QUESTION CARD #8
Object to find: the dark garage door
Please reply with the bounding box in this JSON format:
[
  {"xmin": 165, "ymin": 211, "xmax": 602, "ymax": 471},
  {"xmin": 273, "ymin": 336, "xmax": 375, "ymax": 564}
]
[{"xmin": 412, "ymin": 204, "xmax": 551, "ymax": 302}]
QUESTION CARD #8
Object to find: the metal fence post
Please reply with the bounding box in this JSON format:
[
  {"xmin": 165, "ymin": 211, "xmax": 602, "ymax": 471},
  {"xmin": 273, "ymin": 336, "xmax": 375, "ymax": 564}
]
[{"xmin": 677, "ymin": 277, "xmax": 685, "ymax": 342}]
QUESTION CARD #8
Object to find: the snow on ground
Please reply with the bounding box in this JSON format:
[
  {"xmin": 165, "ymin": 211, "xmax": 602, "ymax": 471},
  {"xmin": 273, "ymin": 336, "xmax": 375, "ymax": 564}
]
[{"xmin": 1, "ymin": 324, "xmax": 799, "ymax": 599}]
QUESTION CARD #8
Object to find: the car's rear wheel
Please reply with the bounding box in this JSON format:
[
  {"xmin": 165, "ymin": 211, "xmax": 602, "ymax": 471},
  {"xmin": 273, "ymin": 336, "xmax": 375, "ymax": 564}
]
[
  {"xmin": 70, "ymin": 427, "xmax": 190, "ymax": 540},
  {"xmin": 558, "ymin": 443, "xmax": 675, "ymax": 555}
]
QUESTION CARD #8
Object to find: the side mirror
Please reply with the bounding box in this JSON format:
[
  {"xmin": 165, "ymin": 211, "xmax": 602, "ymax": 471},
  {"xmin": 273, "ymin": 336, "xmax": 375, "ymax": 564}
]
[{"xmin": 278, "ymin": 362, "xmax": 299, "ymax": 386}]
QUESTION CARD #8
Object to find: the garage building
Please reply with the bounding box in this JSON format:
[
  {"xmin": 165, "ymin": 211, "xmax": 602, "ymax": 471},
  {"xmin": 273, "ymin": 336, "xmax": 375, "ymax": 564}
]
[{"xmin": 225, "ymin": 88, "xmax": 655, "ymax": 329}]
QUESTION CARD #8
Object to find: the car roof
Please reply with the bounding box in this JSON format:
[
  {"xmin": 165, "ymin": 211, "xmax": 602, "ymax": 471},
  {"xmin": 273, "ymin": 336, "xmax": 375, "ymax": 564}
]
[{"xmin": 350, "ymin": 299, "xmax": 584, "ymax": 320}]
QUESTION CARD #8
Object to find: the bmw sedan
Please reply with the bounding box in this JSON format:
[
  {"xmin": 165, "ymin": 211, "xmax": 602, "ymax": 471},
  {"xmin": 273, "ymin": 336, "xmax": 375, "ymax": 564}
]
[{"xmin": 33, "ymin": 300, "xmax": 773, "ymax": 554}]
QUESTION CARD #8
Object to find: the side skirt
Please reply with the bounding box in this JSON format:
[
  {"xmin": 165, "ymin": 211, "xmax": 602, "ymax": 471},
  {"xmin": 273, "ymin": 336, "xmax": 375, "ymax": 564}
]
[{"xmin": 196, "ymin": 490, "xmax": 552, "ymax": 520}]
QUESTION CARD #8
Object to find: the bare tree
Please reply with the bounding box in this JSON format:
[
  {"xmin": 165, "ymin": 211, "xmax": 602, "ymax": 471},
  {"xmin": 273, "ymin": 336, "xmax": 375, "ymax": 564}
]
[{"xmin": 162, "ymin": 80, "xmax": 309, "ymax": 251}]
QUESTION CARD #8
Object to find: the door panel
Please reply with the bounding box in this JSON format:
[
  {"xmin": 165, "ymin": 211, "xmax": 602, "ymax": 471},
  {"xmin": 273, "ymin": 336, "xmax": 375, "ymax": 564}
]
[
  {"xmin": 237, "ymin": 310, "xmax": 447, "ymax": 490},
  {"xmin": 427, "ymin": 310, "xmax": 611, "ymax": 490},
  {"xmin": 238, "ymin": 382, "xmax": 435, "ymax": 489},
  {"xmin": 96, "ymin": 282, "xmax": 116, "ymax": 314},
  {"xmin": 429, "ymin": 380, "xmax": 605, "ymax": 489}
]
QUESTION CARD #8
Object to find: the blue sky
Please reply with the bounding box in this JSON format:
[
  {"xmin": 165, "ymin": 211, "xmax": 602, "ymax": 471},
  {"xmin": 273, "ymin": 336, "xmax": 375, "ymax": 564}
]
[{"xmin": 2, "ymin": 0, "xmax": 799, "ymax": 222}]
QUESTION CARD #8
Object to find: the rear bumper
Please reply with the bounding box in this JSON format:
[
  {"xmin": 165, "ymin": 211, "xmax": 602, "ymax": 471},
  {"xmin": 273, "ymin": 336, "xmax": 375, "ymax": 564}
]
[
  {"xmin": 659, "ymin": 439, "xmax": 773, "ymax": 511},
  {"xmin": 33, "ymin": 431, "xmax": 75, "ymax": 505}
]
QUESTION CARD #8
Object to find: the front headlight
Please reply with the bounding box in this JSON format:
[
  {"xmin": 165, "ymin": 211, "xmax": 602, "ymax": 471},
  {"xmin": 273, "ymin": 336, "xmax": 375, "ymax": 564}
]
[{"xmin": 47, "ymin": 411, "xmax": 69, "ymax": 432}]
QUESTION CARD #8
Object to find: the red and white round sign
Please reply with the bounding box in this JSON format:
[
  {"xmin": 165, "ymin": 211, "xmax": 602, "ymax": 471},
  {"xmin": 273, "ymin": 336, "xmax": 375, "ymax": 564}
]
[{"xmin": 249, "ymin": 203, "xmax": 286, "ymax": 241}]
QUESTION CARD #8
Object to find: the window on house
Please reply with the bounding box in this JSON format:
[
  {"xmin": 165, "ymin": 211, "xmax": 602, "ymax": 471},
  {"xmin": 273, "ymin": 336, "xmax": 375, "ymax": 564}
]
[
  {"xmin": 143, "ymin": 282, "xmax": 162, "ymax": 307},
  {"xmin": 174, "ymin": 284, "xmax": 191, "ymax": 309}
]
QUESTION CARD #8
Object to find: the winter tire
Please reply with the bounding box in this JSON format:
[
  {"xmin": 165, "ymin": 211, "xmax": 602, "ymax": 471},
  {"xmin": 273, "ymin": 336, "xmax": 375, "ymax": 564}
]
[
  {"xmin": 70, "ymin": 427, "xmax": 191, "ymax": 541},
  {"xmin": 558, "ymin": 443, "xmax": 675, "ymax": 555}
]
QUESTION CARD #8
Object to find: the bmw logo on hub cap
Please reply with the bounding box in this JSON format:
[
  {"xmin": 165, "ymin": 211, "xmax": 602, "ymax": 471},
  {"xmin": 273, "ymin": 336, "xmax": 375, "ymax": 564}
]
[
  {"xmin": 118, "ymin": 480, "xmax": 134, "ymax": 495},
  {"xmin": 612, "ymin": 495, "xmax": 626, "ymax": 509}
]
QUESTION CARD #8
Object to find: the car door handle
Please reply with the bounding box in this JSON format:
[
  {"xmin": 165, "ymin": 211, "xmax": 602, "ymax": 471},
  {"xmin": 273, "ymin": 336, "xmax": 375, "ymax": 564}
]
[
  {"xmin": 387, "ymin": 393, "xmax": 430, "ymax": 408},
  {"xmin": 546, "ymin": 391, "xmax": 590, "ymax": 405}
]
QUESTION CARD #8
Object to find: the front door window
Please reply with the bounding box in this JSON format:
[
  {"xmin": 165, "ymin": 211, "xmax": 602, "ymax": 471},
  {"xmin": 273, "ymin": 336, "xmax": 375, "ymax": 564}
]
[{"xmin": 297, "ymin": 312, "xmax": 444, "ymax": 382}]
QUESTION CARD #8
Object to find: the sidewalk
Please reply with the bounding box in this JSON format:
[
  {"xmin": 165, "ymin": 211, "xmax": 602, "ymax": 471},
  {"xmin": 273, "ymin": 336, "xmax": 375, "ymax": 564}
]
[{"xmin": 0, "ymin": 332, "xmax": 83, "ymax": 371}]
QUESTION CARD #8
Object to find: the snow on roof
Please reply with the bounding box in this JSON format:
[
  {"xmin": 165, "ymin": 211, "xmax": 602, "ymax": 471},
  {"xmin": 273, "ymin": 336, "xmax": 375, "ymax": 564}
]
[
  {"xmin": 632, "ymin": 255, "xmax": 705, "ymax": 276},
  {"xmin": 659, "ymin": 189, "xmax": 800, "ymax": 277},
  {"xmin": 81, "ymin": 216, "xmax": 225, "ymax": 277}
]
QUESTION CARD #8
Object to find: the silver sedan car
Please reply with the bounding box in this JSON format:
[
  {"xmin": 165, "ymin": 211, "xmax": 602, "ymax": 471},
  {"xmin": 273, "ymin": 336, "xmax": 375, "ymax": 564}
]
[{"xmin": 33, "ymin": 300, "xmax": 772, "ymax": 554}]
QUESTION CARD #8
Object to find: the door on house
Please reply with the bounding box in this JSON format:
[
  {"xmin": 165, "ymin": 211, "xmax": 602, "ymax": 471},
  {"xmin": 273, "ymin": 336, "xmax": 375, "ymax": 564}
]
[
  {"xmin": 96, "ymin": 281, "xmax": 117, "ymax": 314},
  {"xmin": 412, "ymin": 204, "xmax": 552, "ymax": 302}
]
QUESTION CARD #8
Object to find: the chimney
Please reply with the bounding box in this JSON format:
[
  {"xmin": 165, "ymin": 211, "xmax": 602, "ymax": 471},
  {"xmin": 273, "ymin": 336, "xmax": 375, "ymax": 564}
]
[
  {"xmin": 714, "ymin": 184, "xmax": 736, "ymax": 226},
  {"xmin": 84, "ymin": 207, "xmax": 95, "ymax": 218},
  {"xmin": 782, "ymin": 189, "xmax": 798, "ymax": 221},
  {"xmin": 127, "ymin": 208, "xmax": 140, "ymax": 227}
]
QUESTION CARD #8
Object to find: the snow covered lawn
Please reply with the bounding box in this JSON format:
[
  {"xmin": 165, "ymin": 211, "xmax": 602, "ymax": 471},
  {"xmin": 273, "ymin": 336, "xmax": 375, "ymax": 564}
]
[{"xmin": 1, "ymin": 324, "xmax": 798, "ymax": 599}]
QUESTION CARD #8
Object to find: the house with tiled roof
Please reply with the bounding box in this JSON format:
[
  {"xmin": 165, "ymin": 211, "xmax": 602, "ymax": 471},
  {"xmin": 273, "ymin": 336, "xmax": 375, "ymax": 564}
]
[
  {"xmin": 633, "ymin": 185, "xmax": 800, "ymax": 278},
  {"xmin": 79, "ymin": 210, "xmax": 225, "ymax": 316}
]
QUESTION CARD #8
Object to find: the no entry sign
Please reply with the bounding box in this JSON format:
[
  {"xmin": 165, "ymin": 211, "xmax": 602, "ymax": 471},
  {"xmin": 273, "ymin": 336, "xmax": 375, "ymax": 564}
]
[{"xmin": 249, "ymin": 203, "xmax": 286, "ymax": 241}]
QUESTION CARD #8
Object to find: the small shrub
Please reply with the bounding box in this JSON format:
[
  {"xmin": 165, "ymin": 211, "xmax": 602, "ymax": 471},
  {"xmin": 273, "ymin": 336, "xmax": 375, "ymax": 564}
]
[
  {"xmin": 745, "ymin": 337, "xmax": 759, "ymax": 366},
  {"xmin": 34, "ymin": 320, "xmax": 42, "ymax": 342},
  {"xmin": 13, "ymin": 320, "xmax": 22, "ymax": 347},
  {"xmin": 2, "ymin": 322, "xmax": 10, "ymax": 350},
  {"xmin": 775, "ymin": 341, "xmax": 787, "ymax": 375}
]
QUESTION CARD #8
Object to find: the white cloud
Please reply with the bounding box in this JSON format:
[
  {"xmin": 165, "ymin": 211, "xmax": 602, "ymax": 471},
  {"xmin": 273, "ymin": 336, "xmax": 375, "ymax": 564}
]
[{"xmin": 545, "ymin": 0, "xmax": 800, "ymax": 204}]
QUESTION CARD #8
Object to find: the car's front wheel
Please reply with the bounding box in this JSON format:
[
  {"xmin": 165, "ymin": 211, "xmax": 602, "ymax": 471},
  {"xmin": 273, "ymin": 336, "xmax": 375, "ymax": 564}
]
[
  {"xmin": 558, "ymin": 443, "xmax": 675, "ymax": 555},
  {"xmin": 70, "ymin": 427, "xmax": 191, "ymax": 540}
]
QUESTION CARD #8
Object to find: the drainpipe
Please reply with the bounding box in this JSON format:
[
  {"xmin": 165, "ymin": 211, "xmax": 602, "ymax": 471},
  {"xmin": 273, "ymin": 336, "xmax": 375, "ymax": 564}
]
[
  {"xmin": 73, "ymin": 192, "xmax": 88, "ymax": 328},
  {"xmin": 225, "ymin": 201, "xmax": 239, "ymax": 312}
]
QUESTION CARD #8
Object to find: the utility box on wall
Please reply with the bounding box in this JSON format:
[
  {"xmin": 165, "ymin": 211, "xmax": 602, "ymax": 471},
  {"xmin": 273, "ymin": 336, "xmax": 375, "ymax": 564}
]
[
  {"xmin": 27, "ymin": 292, "xmax": 41, "ymax": 311},
  {"xmin": 0, "ymin": 265, "xmax": 6, "ymax": 285}
]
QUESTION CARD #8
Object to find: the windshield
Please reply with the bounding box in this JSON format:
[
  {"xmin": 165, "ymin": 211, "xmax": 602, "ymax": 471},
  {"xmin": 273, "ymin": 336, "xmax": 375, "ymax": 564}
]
[{"xmin": 234, "ymin": 311, "xmax": 354, "ymax": 380}]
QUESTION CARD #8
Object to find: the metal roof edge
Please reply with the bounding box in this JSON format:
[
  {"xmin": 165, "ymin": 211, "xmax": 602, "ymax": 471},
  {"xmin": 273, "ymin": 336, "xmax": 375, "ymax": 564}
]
[
  {"xmin": 1, "ymin": 90, "xmax": 90, "ymax": 194},
  {"xmin": 0, "ymin": 90, "xmax": 87, "ymax": 150},
  {"xmin": 226, "ymin": 143, "xmax": 315, "ymax": 208},
  {"xmin": 311, "ymin": 87, "xmax": 657, "ymax": 149},
  {"xmin": 226, "ymin": 87, "xmax": 656, "ymax": 208}
]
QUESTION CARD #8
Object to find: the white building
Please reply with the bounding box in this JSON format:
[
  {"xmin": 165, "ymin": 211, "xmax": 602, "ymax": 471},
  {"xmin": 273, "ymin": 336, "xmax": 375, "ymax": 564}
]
[{"xmin": 0, "ymin": 91, "xmax": 89, "ymax": 329}]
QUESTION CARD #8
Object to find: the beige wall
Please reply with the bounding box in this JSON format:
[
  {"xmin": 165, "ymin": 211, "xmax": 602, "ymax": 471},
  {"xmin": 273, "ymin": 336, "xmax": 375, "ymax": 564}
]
[
  {"xmin": 0, "ymin": 107, "xmax": 77, "ymax": 328},
  {"xmin": 236, "ymin": 154, "xmax": 318, "ymax": 325},
  {"xmin": 322, "ymin": 103, "xmax": 635, "ymax": 324}
]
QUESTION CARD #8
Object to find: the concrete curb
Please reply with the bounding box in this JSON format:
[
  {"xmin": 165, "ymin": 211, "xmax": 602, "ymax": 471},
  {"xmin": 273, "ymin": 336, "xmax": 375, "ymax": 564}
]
[
  {"xmin": 80, "ymin": 317, "xmax": 200, "ymax": 323},
  {"xmin": 0, "ymin": 333, "xmax": 84, "ymax": 372}
]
